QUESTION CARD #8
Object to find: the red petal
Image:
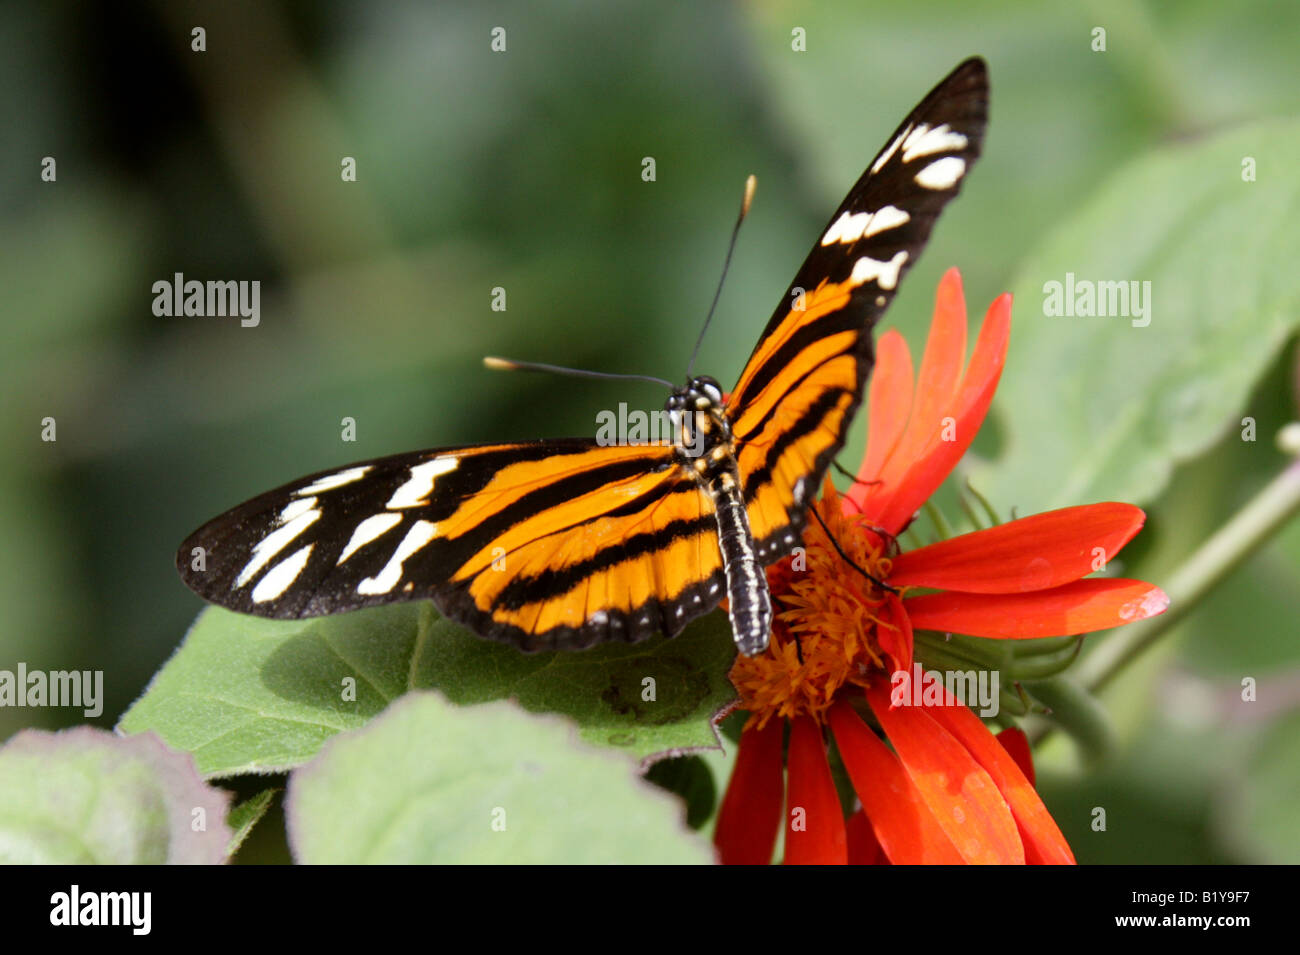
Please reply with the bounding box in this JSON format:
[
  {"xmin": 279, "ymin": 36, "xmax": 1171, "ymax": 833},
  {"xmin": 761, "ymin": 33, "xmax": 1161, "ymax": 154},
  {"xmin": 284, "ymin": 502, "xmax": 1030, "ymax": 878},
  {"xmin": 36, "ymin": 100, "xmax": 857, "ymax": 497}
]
[
  {"xmin": 996, "ymin": 727, "xmax": 1035, "ymax": 786},
  {"xmin": 866, "ymin": 683, "xmax": 1025, "ymax": 864},
  {"xmin": 846, "ymin": 809, "xmax": 886, "ymax": 865},
  {"xmin": 889, "ymin": 503, "xmax": 1146, "ymax": 593},
  {"xmin": 875, "ymin": 592, "xmax": 914, "ymax": 674},
  {"xmin": 872, "ymin": 292, "xmax": 1011, "ymax": 534},
  {"xmin": 928, "ymin": 708, "xmax": 1075, "ymax": 865},
  {"xmin": 783, "ymin": 716, "xmax": 847, "ymax": 864},
  {"xmin": 714, "ymin": 718, "xmax": 784, "ymax": 865},
  {"xmin": 904, "ymin": 577, "xmax": 1170, "ymax": 638},
  {"xmin": 828, "ymin": 700, "xmax": 964, "ymax": 864},
  {"xmin": 869, "ymin": 270, "xmax": 968, "ymax": 495},
  {"xmin": 850, "ymin": 330, "xmax": 914, "ymax": 513}
]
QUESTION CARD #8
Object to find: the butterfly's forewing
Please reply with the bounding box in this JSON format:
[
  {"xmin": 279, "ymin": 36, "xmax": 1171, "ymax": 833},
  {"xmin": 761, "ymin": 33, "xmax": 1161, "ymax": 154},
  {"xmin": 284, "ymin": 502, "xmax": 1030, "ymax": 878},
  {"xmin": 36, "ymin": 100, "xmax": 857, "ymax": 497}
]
[
  {"xmin": 729, "ymin": 57, "xmax": 989, "ymax": 559},
  {"xmin": 178, "ymin": 439, "xmax": 724, "ymax": 650}
]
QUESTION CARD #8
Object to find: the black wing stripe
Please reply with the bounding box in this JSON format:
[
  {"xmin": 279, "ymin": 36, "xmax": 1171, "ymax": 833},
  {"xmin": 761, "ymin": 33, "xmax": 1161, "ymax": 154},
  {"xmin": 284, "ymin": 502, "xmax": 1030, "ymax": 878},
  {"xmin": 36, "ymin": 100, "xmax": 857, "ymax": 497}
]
[
  {"xmin": 731, "ymin": 342, "xmax": 855, "ymax": 452},
  {"xmin": 743, "ymin": 385, "xmax": 851, "ymax": 506},
  {"xmin": 493, "ymin": 510, "xmax": 717, "ymax": 609},
  {"xmin": 445, "ymin": 455, "xmax": 682, "ymax": 551},
  {"xmin": 730, "ymin": 309, "xmax": 862, "ymax": 436}
]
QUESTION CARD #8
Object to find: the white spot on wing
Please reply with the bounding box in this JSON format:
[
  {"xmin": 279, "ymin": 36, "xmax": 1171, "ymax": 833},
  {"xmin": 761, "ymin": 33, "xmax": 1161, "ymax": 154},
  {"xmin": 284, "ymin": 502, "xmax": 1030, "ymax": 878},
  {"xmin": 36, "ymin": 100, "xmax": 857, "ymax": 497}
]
[
  {"xmin": 850, "ymin": 250, "xmax": 908, "ymax": 291},
  {"xmin": 296, "ymin": 466, "xmax": 371, "ymax": 496},
  {"xmin": 278, "ymin": 497, "xmax": 318, "ymax": 523},
  {"xmin": 357, "ymin": 520, "xmax": 438, "ymax": 595},
  {"xmin": 252, "ymin": 543, "xmax": 314, "ymax": 603},
  {"xmin": 870, "ymin": 124, "xmax": 911, "ymax": 174},
  {"xmin": 386, "ymin": 457, "xmax": 459, "ymax": 509},
  {"xmin": 901, "ymin": 123, "xmax": 967, "ymax": 163},
  {"xmin": 914, "ymin": 157, "xmax": 966, "ymax": 190},
  {"xmin": 235, "ymin": 507, "xmax": 321, "ymax": 588},
  {"xmin": 820, "ymin": 205, "xmax": 910, "ymax": 246},
  {"xmin": 337, "ymin": 512, "xmax": 404, "ymax": 565}
]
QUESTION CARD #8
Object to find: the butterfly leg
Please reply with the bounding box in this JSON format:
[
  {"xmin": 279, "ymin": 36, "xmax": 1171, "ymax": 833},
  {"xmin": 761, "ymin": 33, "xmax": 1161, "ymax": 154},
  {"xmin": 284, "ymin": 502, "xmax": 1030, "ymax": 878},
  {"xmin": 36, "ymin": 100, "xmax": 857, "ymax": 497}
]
[
  {"xmin": 831, "ymin": 459, "xmax": 880, "ymax": 486},
  {"xmin": 809, "ymin": 506, "xmax": 898, "ymax": 595},
  {"xmin": 830, "ymin": 460, "xmax": 901, "ymax": 555}
]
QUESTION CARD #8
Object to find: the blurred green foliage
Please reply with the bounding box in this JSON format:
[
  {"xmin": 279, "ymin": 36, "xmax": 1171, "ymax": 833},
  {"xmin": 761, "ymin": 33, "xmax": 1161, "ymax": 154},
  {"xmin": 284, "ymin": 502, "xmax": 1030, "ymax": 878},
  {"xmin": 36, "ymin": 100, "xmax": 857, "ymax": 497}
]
[{"xmin": 2, "ymin": 0, "xmax": 1297, "ymax": 863}]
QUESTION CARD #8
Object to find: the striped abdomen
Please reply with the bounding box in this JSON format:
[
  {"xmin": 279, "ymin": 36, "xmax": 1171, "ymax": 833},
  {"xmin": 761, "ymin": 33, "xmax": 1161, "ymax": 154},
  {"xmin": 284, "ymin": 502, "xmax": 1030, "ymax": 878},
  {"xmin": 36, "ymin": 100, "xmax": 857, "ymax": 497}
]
[{"xmin": 709, "ymin": 468, "xmax": 772, "ymax": 655}]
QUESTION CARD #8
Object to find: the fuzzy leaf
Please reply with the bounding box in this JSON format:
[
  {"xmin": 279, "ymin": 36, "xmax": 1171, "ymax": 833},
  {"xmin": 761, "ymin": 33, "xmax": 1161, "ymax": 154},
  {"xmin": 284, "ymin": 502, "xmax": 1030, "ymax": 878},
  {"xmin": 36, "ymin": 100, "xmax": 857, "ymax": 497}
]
[
  {"xmin": 286, "ymin": 692, "xmax": 713, "ymax": 863},
  {"xmin": 0, "ymin": 727, "xmax": 230, "ymax": 864}
]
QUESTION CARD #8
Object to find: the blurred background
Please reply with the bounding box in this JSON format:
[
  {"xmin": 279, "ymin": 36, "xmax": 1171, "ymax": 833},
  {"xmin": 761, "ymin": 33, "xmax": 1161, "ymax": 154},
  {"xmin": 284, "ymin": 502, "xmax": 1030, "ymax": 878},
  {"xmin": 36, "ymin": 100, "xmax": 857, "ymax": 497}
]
[{"xmin": 2, "ymin": 0, "xmax": 1298, "ymax": 863}]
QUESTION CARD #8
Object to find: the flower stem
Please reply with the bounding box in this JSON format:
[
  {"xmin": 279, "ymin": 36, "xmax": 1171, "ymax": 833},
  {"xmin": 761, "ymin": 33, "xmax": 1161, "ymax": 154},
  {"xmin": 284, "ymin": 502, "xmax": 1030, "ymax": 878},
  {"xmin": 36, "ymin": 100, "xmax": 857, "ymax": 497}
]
[
  {"xmin": 1023, "ymin": 677, "xmax": 1117, "ymax": 767},
  {"xmin": 1077, "ymin": 455, "xmax": 1300, "ymax": 693}
]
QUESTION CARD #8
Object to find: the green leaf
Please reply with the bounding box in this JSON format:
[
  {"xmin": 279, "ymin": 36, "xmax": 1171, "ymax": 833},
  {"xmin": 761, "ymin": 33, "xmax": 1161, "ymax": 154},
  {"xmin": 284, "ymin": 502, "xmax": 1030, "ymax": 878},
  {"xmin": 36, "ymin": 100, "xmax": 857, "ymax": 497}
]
[
  {"xmin": 0, "ymin": 727, "xmax": 231, "ymax": 864},
  {"xmin": 972, "ymin": 117, "xmax": 1300, "ymax": 513},
  {"xmin": 411, "ymin": 605, "xmax": 737, "ymax": 762},
  {"xmin": 121, "ymin": 602, "xmax": 737, "ymax": 778},
  {"xmin": 644, "ymin": 755, "xmax": 717, "ymax": 830},
  {"xmin": 286, "ymin": 692, "xmax": 713, "ymax": 863},
  {"xmin": 120, "ymin": 604, "xmax": 420, "ymax": 777},
  {"xmin": 227, "ymin": 789, "xmax": 277, "ymax": 857}
]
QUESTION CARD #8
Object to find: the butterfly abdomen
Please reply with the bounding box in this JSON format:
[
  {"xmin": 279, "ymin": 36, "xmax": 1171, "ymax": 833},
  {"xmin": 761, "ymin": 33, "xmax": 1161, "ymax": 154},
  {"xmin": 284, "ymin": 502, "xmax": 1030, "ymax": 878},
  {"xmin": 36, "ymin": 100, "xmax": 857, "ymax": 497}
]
[{"xmin": 710, "ymin": 468, "xmax": 772, "ymax": 656}]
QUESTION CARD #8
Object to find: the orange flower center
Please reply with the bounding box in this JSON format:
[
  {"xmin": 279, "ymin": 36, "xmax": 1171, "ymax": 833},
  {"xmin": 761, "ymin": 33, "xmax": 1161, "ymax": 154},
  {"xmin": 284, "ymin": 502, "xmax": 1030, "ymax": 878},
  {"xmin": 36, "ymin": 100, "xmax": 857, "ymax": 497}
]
[{"xmin": 728, "ymin": 483, "xmax": 897, "ymax": 728}]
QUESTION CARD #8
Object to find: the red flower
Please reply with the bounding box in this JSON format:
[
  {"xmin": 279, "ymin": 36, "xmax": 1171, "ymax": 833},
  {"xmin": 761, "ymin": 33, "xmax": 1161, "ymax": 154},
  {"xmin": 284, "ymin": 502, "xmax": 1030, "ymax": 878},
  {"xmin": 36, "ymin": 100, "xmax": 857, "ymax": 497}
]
[{"xmin": 715, "ymin": 269, "xmax": 1169, "ymax": 865}]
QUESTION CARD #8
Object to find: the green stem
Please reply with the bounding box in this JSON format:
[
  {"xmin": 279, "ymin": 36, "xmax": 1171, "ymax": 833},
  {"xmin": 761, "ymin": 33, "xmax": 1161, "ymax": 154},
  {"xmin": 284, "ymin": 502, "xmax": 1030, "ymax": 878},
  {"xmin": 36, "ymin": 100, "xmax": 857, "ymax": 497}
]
[
  {"xmin": 924, "ymin": 499, "xmax": 954, "ymax": 540},
  {"xmin": 958, "ymin": 492, "xmax": 985, "ymax": 533},
  {"xmin": 1024, "ymin": 677, "xmax": 1118, "ymax": 767},
  {"xmin": 964, "ymin": 477, "xmax": 1004, "ymax": 527},
  {"xmin": 1075, "ymin": 457, "xmax": 1300, "ymax": 693}
]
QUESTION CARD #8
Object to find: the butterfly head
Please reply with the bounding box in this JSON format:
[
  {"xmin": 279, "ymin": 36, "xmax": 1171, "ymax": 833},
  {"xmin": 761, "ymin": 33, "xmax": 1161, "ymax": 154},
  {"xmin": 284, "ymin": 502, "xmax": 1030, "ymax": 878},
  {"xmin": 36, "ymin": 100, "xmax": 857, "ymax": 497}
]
[
  {"xmin": 668, "ymin": 375, "xmax": 724, "ymax": 410},
  {"xmin": 666, "ymin": 376, "xmax": 729, "ymax": 461}
]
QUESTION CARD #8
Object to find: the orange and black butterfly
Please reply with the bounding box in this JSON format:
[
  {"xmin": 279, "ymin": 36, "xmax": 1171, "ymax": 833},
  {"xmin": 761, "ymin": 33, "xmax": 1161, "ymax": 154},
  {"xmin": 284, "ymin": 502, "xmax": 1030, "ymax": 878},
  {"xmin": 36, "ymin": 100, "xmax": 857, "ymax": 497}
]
[{"xmin": 177, "ymin": 58, "xmax": 988, "ymax": 656}]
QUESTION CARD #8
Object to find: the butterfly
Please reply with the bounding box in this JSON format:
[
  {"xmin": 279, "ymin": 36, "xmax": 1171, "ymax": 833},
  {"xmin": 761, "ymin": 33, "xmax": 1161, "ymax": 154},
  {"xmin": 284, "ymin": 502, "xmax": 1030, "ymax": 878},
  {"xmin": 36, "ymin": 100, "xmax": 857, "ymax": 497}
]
[{"xmin": 176, "ymin": 58, "xmax": 989, "ymax": 656}]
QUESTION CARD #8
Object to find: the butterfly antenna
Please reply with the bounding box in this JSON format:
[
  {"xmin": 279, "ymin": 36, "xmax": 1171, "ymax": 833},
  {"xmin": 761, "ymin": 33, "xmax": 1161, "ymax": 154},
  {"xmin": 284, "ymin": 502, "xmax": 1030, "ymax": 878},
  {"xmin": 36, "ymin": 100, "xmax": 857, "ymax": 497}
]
[
  {"xmin": 483, "ymin": 356, "xmax": 675, "ymax": 390},
  {"xmin": 686, "ymin": 174, "xmax": 757, "ymax": 378}
]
